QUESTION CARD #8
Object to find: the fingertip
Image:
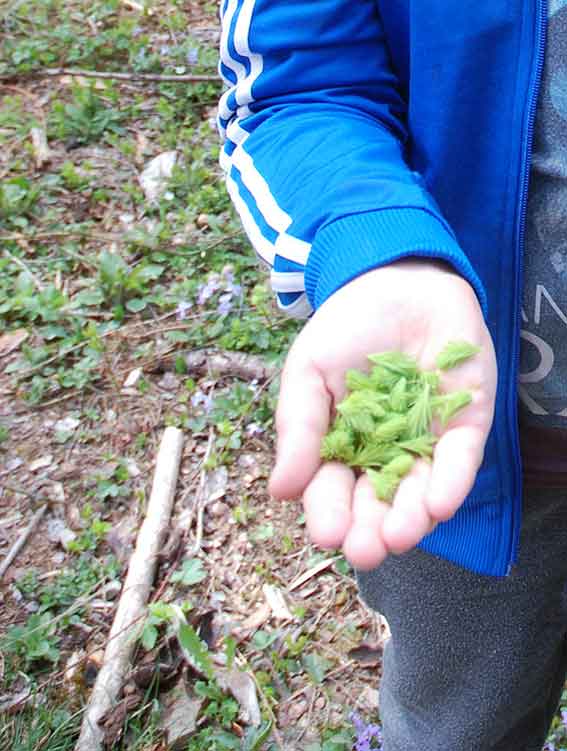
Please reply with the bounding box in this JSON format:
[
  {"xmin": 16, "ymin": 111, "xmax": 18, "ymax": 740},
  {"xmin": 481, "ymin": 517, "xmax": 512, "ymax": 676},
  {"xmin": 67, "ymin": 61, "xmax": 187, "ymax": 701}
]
[
  {"xmin": 268, "ymin": 463, "xmax": 302, "ymax": 501},
  {"xmin": 342, "ymin": 525, "xmax": 388, "ymax": 571},
  {"xmin": 425, "ymin": 427, "xmax": 484, "ymax": 522},
  {"xmin": 268, "ymin": 428, "xmax": 323, "ymax": 500},
  {"xmin": 303, "ymin": 462, "xmax": 354, "ymax": 550},
  {"xmin": 342, "ymin": 476, "xmax": 389, "ymax": 570},
  {"xmin": 381, "ymin": 461, "xmax": 432, "ymax": 555}
]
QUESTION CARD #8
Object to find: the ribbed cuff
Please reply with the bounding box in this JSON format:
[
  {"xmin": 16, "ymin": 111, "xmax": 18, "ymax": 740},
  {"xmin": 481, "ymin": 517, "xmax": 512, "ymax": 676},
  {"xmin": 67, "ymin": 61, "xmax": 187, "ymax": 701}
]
[{"xmin": 305, "ymin": 208, "xmax": 488, "ymax": 316}]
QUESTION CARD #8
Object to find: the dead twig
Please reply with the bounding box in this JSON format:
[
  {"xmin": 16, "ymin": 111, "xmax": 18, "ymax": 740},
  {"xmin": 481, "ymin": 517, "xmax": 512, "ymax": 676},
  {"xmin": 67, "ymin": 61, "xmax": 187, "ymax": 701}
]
[
  {"xmin": 166, "ymin": 348, "xmax": 279, "ymax": 382},
  {"xmin": 188, "ymin": 428, "xmax": 215, "ymax": 557},
  {"xmin": 0, "ymin": 505, "xmax": 47, "ymax": 580},
  {"xmin": 13, "ymin": 312, "xmax": 177, "ymax": 383},
  {"xmin": 0, "ymin": 230, "xmax": 117, "ymax": 243},
  {"xmin": 75, "ymin": 426, "xmax": 184, "ymax": 751},
  {"xmin": 0, "ymin": 687, "xmax": 33, "ymax": 715},
  {"xmin": 4, "ymin": 250, "xmax": 43, "ymax": 291},
  {"xmin": 0, "ymin": 67, "xmax": 219, "ymax": 84},
  {"xmin": 0, "ymin": 482, "xmax": 40, "ymax": 501},
  {"xmin": 287, "ymin": 556, "xmax": 341, "ymax": 592}
]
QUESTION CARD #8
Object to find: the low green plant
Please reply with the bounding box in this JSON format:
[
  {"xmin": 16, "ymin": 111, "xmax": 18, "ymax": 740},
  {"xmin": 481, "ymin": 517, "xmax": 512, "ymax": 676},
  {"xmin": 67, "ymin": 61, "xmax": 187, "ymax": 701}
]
[
  {"xmin": 94, "ymin": 250, "xmax": 164, "ymax": 310},
  {"xmin": 3, "ymin": 612, "xmax": 60, "ymax": 668},
  {"xmin": 0, "ymin": 177, "xmax": 40, "ymax": 225},
  {"xmin": 171, "ymin": 558, "xmax": 207, "ymax": 586},
  {"xmin": 66, "ymin": 517, "xmax": 111, "ymax": 553},
  {"xmin": 50, "ymin": 84, "xmax": 125, "ymax": 145},
  {"xmin": 60, "ymin": 161, "xmax": 91, "ymax": 191},
  {"xmin": 91, "ymin": 462, "xmax": 131, "ymax": 501}
]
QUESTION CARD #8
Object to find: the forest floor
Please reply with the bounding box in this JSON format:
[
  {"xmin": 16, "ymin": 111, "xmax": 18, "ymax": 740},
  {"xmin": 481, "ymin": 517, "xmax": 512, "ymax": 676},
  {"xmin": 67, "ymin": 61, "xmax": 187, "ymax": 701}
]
[{"xmin": 0, "ymin": 1, "xmax": 388, "ymax": 749}]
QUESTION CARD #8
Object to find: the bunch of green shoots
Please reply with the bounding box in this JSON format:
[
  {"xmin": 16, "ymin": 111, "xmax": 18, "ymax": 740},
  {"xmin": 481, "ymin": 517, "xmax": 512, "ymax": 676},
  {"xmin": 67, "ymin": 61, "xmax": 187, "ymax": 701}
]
[{"xmin": 321, "ymin": 341, "xmax": 480, "ymax": 502}]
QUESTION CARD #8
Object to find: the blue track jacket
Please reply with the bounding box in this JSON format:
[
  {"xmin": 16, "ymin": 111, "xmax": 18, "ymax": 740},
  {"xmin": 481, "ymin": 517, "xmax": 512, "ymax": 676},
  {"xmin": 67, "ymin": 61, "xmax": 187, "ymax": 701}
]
[{"xmin": 218, "ymin": 0, "xmax": 548, "ymax": 576}]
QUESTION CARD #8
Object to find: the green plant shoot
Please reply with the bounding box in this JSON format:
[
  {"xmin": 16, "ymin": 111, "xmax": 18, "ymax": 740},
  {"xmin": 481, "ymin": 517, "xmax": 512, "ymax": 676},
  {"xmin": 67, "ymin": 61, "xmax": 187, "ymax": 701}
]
[{"xmin": 321, "ymin": 341, "xmax": 480, "ymax": 503}]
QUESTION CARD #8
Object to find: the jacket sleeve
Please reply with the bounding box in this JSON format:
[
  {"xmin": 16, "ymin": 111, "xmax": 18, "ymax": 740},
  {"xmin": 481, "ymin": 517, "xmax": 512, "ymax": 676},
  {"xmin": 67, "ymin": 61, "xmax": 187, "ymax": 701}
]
[{"xmin": 218, "ymin": 0, "xmax": 487, "ymax": 318}]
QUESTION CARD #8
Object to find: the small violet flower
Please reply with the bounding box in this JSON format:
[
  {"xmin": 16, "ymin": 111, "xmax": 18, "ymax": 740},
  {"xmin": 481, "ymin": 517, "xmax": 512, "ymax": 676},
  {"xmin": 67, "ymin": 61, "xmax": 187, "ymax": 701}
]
[
  {"xmin": 197, "ymin": 275, "xmax": 221, "ymax": 305},
  {"xmin": 176, "ymin": 300, "xmax": 192, "ymax": 321},
  {"xmin": 246, "ymin": 422, "xmax": 264, "ymax": 436},
  {"xmin": 217, "ymin": 293, "xmax": 233, "ymax": 316},
  {"xmin": 187, "ymin": 47, "xmax": 199, "ymax": 65},
  {"xmin": 191, "ymin": 390, "xmax": 213, "ymax": 413},
  {"xmin": 349, "ymin": 711, "xmax": 383, "ymax": 751},
  {"xmin": 198, "ymin": 268, "xmax": 243, "ymax": 314}
]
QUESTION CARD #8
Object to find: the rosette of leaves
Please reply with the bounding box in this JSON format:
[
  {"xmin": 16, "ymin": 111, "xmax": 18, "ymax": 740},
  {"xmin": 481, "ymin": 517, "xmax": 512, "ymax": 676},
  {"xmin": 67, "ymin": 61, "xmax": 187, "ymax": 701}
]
[{"xmin": 321, "ymin": 341, "xmax": 480, "ymax": 503}]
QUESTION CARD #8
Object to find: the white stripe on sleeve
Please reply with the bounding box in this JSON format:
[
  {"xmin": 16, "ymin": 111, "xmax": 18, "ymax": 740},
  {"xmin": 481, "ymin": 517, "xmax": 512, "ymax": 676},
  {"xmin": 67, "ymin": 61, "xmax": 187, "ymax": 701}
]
[
  {"xmin": 277, "ymin": 293, "xmax": 313, "ymax": 319},
  {"xmin": 225, "ymin": 175, "xmax": 276, "ymax": 265},
  {"xmin": 270, "ymin": 270, "xmax": 305, "ymax": 293}
]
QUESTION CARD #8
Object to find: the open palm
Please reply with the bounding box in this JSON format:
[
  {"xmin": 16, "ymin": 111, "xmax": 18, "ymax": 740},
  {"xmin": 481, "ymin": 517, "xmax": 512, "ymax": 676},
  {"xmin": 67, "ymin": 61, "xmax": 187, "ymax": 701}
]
[{"xmin": 269, "ymin": 260, "xmax": 497, "ymax": 570}]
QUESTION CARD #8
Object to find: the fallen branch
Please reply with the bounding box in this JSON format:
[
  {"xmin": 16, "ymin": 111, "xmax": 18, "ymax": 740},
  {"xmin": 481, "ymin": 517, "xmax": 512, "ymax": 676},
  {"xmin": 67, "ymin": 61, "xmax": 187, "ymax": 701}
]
[
  {"xmin": 0, "ymin": 67, "xmax": 219, "ymax": 84},
  {"xmin": 0, "ymin": 505, "xmax": 47, "ymax": 580},
  {"xmin": 188, "ymin": 428, "xmax": 215, "ymax": 557},
  {"xmin": 0, "ymin": 687, "xmax": 33, "ymax": 715},
  {"xmin": 75, "ymin": 426, "xmax": 184, "ymax": 751},
  {"xmin": 160, "ymin": 348, "xmax": 279, "ymax": 382}
]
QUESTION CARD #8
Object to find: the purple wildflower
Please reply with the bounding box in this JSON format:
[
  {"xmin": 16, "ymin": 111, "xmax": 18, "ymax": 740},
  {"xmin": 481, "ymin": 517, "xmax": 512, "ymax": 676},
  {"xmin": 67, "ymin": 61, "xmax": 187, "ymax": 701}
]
[
  {"xmin": 226, "ymin": 281, "xmax": 242, "ymax": 298},
  {"xmin": 197, "ymin": 269, "xmax": 243, "ymax": 313},
  {"xmin": 197, "ymin": 275, "xmax": 221, "ymax": 305},
  {"xmin": 191, "ymin": 390, "xmax": 213, "ymax": 413},
  {"xmin": 217, "ymin": 292, "xmax": 233, "ymax": 316},
  {"xmin": 176, "ymin": 300, "xmax": 192, "ymax": 321},
  {"xmin": 349, "ymin": 712, "xmax": 383, "ymax": 751},
  {"xmin": 561, "ymin": 709, "xmax": 567, "ymax": 729},
  {"xmin": 222, "ymin": 268, "xmax": 243, "ymax": 297},
  {"xmin": 246, "ymin": 422, "xmax": 264, "ymax": 436},
  {"xmin": 187, "ymin": 48, "xmax": 199, "ymax": 65}
]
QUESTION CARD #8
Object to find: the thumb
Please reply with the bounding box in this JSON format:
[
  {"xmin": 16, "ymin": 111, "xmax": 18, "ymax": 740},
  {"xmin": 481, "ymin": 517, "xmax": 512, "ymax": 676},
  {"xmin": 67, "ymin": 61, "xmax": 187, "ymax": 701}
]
[{"xmin": 269, "ymin": 358, "xmax": 331, "ymax": 500}]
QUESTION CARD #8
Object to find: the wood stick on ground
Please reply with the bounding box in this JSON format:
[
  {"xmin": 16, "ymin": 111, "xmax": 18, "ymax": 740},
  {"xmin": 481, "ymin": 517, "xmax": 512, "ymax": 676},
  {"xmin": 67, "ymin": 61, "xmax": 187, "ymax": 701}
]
[
  {"xmin": 0, "ymin": 505, "xmax": 47, "ymax": 580},
  {"xmin": 178, "ymin": 348, "xmax": 278, "ymax": 382},
  {"xmin": 0, "ymin": 67, "xmax": 219, "ymax": 84},
  {"xmin": 287, "ymin": 556, "xmax": 341, "ymax": 592},
  {"xmin": 188, "ymin": 428, "xmax": 215, "ymax": 557},
  {"xmin": 75, "ymin": 426, "xmax": 183, "ymax": 751}
]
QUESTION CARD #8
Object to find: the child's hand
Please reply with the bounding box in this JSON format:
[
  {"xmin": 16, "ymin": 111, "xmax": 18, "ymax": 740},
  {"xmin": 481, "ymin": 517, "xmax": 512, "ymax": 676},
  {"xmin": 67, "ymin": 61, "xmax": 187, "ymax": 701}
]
[{"xmin": 269, "ymin": 260, "xmax": 497, "ymax": 570}]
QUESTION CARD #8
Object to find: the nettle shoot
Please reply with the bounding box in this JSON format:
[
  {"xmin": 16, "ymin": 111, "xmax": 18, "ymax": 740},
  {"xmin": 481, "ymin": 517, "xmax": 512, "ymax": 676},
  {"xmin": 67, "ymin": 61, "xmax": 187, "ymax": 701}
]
[{"xmin": 321, "ymin": 341, "xmax": 480, "ymax": 502}]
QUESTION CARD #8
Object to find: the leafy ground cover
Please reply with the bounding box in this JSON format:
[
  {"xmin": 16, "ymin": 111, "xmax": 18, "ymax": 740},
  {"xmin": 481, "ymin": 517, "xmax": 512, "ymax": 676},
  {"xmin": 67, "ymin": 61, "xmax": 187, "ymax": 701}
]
[
  {"xmin": 0, "ymin": 1, "xmax": 388, "ymax": 749},
  {"xmin": 1, "ymin": 2, "xmax": 565, "ymax": 750}
]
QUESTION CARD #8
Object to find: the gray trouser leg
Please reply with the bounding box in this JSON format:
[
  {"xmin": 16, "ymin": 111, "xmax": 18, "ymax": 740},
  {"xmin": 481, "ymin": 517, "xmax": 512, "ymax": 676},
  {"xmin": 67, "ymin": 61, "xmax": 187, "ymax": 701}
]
[{"xmin": 356, "ymin": 488, "xmax": 567, "ymax": 751}]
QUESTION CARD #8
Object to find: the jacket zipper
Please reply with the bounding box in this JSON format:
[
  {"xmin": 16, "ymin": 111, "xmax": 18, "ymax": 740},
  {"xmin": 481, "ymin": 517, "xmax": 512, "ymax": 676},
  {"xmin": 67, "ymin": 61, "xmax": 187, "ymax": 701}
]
[{"xmin": 509, "ymin": 0, "xmax": 547, "ymax": 571}]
